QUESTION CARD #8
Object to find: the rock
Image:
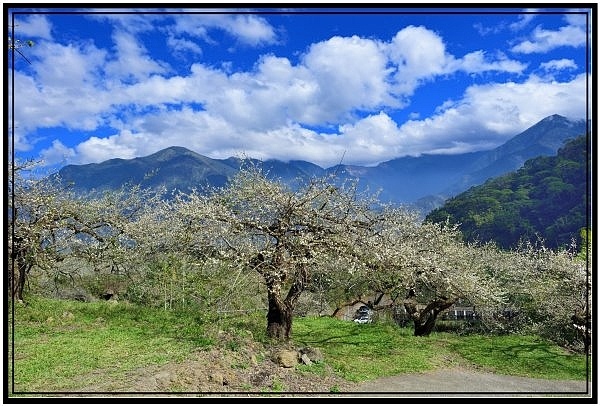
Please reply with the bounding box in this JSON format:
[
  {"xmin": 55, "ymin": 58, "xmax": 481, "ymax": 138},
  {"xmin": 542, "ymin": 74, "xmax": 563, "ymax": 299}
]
[
  {"xmin": 299, "ymin": 347, "xmax": 324, "ymax": 363},
  {"xmin": 154, "ymin": 371, "xmax": 172, "ymax": 387},
  {"xmin": 275, "ymin": 349, "xmax": 299, "ymax": 368},
  {"xmin": 209, "ymin": 372, "xmax": 224, "ymax": 385},
  {"xmin": 209, "ymin": 371, "xmax": 234, "ymax": 386},
  {"xmin": 300, "ymin": 353, "xmax": 312, "ymax": 365}
]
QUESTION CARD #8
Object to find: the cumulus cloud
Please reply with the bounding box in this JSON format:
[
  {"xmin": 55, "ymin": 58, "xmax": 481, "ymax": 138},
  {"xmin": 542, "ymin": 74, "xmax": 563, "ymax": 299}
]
[
  {"xmin": 12, "ymin": 41, "xmax": 112, "ymax": 136},
  {"xmin": 12, "ymin": 17, "xmax": 587, "ymax": 168},
  {"xmin": 387, "ymin": 25, "xmax": 448, "ymax": 95},
  {"xmin": 30, "ymin": 40, "xmax": 107, "ymax": 88},
  {"xmin": 49, "ymin": 72, "xmax": 587, "ymax": 168},
  {"xmin": 448, "ymin": 50, "xmax": 527, "ymax": 74},
  {"xmin": 39, "ymin": 140, "xmax": 76, "ymax": 166},
  {"xmin": 301, "ymin": 35, "xmax": 396, "ymax": 122},
  {"xmin": 419, "ymin": 73, "xmax": 587, "ymax": 145},
  {"xmin": 511, "ymin": 24, "xmax": 587, "ymax": 53},
  {"xmin": 387, "ymin": 26, "xmax": 526, "ymax": 96}
]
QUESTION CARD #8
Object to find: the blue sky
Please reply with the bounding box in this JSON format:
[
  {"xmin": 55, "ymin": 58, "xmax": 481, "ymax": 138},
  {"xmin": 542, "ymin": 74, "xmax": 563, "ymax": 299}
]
[{"xmin": 8, "ymin": 6, "xmax": 592, "ymax": 169}]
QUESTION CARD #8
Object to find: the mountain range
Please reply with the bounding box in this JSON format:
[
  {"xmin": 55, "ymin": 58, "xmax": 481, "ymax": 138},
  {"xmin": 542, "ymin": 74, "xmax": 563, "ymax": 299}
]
[{"xmin": 55, "ymin": 114, "xmax": 588, "ymax": 213}]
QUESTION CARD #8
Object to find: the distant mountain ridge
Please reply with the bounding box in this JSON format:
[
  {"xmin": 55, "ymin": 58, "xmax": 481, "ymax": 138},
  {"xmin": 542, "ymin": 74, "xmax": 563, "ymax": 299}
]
[
  {"xmin": 450, "ymin": 114, "xmax": 589, "ymax": 192},
  {"xmin": 58, "ymin": 146, "xmax": 238, "ymax": 192},
  {"xmin": 55, "ymin": 114, "xmax": 588, "ymax": 211},
  {"xmin": 336, "ymin": 114, "xmax": 588, "ymax": 204}
]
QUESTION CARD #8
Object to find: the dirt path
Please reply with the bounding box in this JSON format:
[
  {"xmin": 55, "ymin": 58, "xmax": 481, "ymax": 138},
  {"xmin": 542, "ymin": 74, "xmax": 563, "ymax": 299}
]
[{"xmin": 353, "ymin": 367, "xmax": 591, "ymax": 397}]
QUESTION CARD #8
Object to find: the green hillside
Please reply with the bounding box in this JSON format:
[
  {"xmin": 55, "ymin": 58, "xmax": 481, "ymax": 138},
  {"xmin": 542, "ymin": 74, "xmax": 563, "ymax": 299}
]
[{"xmin": 426, "ymin": 135, "xmax": 590, "ymax": 250}]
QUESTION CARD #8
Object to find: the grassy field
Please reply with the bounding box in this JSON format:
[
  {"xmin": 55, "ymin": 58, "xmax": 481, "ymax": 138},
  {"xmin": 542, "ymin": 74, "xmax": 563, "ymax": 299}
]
[
  {"xmin": 7, "ymin": 297, "xmax": 590, "ymax": 393},
  {"xmin": 8, "ymin": 297, "xmax": 213, "ymax": 392},
  {"xmin": 293, "ymin": 316, "xmax": 589, "ymax": 382}
]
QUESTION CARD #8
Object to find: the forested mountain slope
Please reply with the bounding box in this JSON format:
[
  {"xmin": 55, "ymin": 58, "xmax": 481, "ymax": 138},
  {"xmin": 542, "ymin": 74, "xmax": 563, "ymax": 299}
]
[{"xmin": 425, "ymin": 135, "xmax": 590, "ymax": 250}]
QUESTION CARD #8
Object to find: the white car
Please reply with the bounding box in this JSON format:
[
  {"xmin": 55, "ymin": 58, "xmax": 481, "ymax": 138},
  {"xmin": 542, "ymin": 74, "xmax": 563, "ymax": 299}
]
[{"xmin": 353, "ymin": 305, "xmax": 373, "ymax": 324}]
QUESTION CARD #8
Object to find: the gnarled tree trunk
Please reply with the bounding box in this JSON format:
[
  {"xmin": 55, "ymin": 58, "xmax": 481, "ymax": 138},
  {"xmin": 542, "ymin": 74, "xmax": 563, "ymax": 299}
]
[
  {"xmin": 10, "ymin": 239, "xmax": 32, "ymax": 303},
  {"xmin": 265, "ymin": 264, "xmax": 309, "ymax": 341},
  {"xmin": 266, "ymin": 290, "xmax": 293, "ymax": 340},
  {"xmin": 403, "ymin": 289, "xmax": 456, "ymax": 336}
]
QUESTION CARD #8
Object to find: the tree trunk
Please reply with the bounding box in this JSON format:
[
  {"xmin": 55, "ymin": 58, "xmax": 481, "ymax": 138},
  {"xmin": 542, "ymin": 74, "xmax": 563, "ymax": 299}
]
[
  {"xmin": 12, "ymin": 250, "xmax": 31, "ymax": 303},
  {"xmin": 404, "ymin": 290, "xmax": 456, "ymax": 337},
  {"xmin": 266, "ymin": 288, "xmax": 293, "ymax": 340},
  {"xmin": 265, "ymin": 264, "xmax": 309, "ymax": 341}
]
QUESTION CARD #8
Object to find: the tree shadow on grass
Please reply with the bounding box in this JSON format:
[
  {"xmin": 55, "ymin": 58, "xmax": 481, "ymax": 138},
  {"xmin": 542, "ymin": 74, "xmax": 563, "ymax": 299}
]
[{"xmin": 496, "ymin": 343, "xmax": 586, "ymax": 379}]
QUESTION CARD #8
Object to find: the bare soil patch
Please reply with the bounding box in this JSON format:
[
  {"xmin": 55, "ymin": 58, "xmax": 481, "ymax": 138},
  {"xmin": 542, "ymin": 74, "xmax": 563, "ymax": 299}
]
[{"xmin": 75, "ymin": 334, "xmax": 353, "ymax": 395}]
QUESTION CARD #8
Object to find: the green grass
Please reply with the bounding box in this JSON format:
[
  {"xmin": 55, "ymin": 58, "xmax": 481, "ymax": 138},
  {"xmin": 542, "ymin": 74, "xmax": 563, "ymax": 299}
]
[
  {"xmin": 293, "ymin": 317, "xmax": 443, "ymax": 382},
  {"xmin": 9, "ymin": 296, "xmax": 212, "ymax": 392},
  {"xmin": 444, "ymin": 334, "xmax": 589, "ymax": 380},
  {"xmin": 293, "ymin": 316, "xmax": 589, "ymax": 383},
  {"xmin": 8, "ymin": 298, "xmax": 589, "ymax": 393}
]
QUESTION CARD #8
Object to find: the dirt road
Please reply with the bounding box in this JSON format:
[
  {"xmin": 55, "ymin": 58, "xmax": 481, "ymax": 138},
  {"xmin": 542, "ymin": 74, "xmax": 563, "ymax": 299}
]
[{"xmin": 352, "ymin": 367, "xmax": 591, "ymax": 398}]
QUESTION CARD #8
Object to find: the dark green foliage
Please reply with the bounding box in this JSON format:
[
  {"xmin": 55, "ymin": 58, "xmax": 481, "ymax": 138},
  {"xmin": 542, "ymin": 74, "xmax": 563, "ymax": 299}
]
[{"xmin": 426, "ymin": 135, "xmax": 590, "ymax": 250}]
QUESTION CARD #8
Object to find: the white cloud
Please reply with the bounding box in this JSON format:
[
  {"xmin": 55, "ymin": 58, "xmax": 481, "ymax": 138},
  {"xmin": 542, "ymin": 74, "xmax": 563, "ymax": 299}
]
[
  {"xmin": 61, "ymin": 109, "xmax": 341, "ymax": 166},
  {"xmin": 41, "ymin": 72, "xmax": 586, "ymax": 168},
  {"xmin": 387, "ymin": 25, "xmax": 448, "ymax": 95},
  {"xmin": 14, "ymin": 14, "xmax": 52, "ymax": 40},
  {"xmin": 511, "ymin": 24, "xmax": 587, "ymax": 53},
  {"xmin": 540, "ymin": 58, "xmax": 577, "ymax": 71},
  {"xmin": 74, "ymin": 130, "xmax": 145, "ymax": 163},
  {"xmin": 31, "ymin": 40, "xmax": 107, "ymax": 88},
  {"xmin": 474, "ymin": 10, "xmax": 538, "ymax": 35},
  {"xmin": 302, "ymin": 35, "xmax": 396, "ymax": 122},
  {"xmin": 167, "ymin": 35, "xmax": 203, "ymax": 58},
  {"xmin": 176, "ymin": 41, "xmax": 394, "ymax": 130},
  {"xmin": 563, "ymin": 12, "xmax": 587, "ymax": 28},
  {"xmin": 387, "ymin": 26, "xmax": 526, "ymax": 96},
  {"xmin": 13, "ymin": 19, "xmax": 587, "ymax": 168},
  {"xmin": 225, "ymin": 14, "xmax": 279, "ymax": 46},
  {"xmin": 39, "ymin": 140, "xmax": 76, "ymax": 166},
  {"xmin": 105, "ymin": 30, "xmax": 170, "ymax": 82},
  {"xmin": 336, "ymin": 112, "xmax": 405, "ymax": 163},
  {"xmin": 509, "ymin": 11, "xmax": 538, "ymax": 31},
  {"xmin": 171, "ymin": 14, "xmax": 278, "ymax": 46},
  {"xmin": 413, "ymin": 73, "xmax": 588, "ymax": 149},
  {"xmin": 120, "ymin": 74, "xmax": 195, "ymax": 106},
  {"xmin": 449, "ymin": 50, "xmax": 527, "ymax": 74},
  {"xmin": 87, "ymin": 12, "xmax": 164, "ymax": 34},
  {"xmin": 12, "ymin": 42, "xmax": 112, "ymax": 138}
]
